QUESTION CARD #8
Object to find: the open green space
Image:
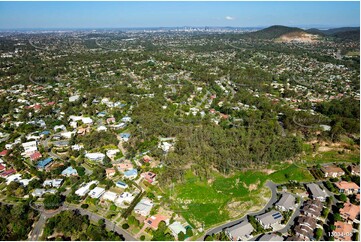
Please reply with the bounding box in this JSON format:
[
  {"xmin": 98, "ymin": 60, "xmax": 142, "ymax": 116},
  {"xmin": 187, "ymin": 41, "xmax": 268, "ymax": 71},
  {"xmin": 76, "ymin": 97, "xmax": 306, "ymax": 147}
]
[
  {"xmin": 268, "ymin": 164, "xmax": 314, "ymax": 183},
  {"xmin": 303, "ymin": 150, "xmax": 360, "ymax": 165},
  {"xmin": 168, "ymin": 170, "xmax": 271, "ymax": 228}
]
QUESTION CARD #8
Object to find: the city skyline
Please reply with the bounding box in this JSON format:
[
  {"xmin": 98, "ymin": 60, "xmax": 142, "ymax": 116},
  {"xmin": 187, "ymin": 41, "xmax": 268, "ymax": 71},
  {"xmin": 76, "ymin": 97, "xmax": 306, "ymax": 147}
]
[{"xmin": 0, "ymin": 1, "xmax": 359, "ymax": 29}]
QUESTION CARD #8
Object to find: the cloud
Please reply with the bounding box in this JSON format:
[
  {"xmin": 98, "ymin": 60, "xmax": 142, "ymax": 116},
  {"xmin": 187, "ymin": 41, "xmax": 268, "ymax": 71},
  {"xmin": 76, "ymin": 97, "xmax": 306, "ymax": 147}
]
[{"xmin": 225, "ymin": 16, "xmax": 235, "ymax": 21}]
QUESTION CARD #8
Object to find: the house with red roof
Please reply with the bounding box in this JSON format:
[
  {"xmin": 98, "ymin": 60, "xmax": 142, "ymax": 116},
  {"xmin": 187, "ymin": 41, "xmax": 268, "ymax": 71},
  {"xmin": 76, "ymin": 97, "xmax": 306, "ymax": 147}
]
[
  {"xmin": 0, "ymin": 150, "xmax": 8, "ymax": 157},
  {"xmin": 141, "ymin": 172, "xmax": 157, "ymax": 183},
  {"xmin": 30, "ymin": 151, "xmax": 42, "ymax": 161},
  {"xmin": 145, "ymin": 214, "xmax": 169, "ymax": 230},
  {"xmin": 0, "ymin": 169, "xmax": 16, "ymax": 178},
  {"xmin": 334, "ymin": 181, "xmax": 360, "ymax": 195},
  {"xmin": 0, "ymin": 164, "xmax": 5, "ymax": 172}
]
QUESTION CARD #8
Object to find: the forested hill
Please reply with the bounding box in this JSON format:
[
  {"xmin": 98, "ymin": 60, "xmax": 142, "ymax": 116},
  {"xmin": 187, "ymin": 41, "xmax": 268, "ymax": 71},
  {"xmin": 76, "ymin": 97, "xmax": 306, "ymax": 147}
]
[
  {"xmin": 243, "ymin": 25, "xmax": 306, "ymax": 39},
  {"xmin": 306, "ymin": 27, "xmax": 360, "ymax": 41}
]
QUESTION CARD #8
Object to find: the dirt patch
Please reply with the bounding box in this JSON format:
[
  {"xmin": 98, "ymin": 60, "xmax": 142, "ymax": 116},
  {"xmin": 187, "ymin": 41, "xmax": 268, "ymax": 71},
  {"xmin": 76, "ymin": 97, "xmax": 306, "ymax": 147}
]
[
  {"xmin": 276, "ymin": 32, "xmax": 320, "ymax": 43},
  {"xmin": 249, "ymin": 180, "xmax": 260, "ymax": 191},
  {"xmin": 227, "ymin": 201, "xmax": 252, "ymax": 218},
  {"xmin": 260, "ymin": 169, "xmax": 276, "ymax": 175}
]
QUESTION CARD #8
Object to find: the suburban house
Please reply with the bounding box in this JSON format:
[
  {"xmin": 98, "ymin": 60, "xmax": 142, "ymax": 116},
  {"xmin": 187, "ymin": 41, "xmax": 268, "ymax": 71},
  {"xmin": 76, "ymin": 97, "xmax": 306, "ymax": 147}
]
[
  {"xmin": 0, "ymin": 164, "xmax": 5, "ymax": 172},
  {"xmin": 169, "ymin": 222, "xmax": 186, "ymax": 238},
  {"xmin": 85, "ymin": 152, "xmax": 105, "ymax": 162},
  {"xmin": 106, "ymin": 168, "xmax": 116, "ymax": 178},
  {"xmin": 0, "ymin": 169, "xmax": 16, "ymax": 178},
  {"xmin": 113, "ymin": 162, "xmax": 134, "ymax": 172},
  {"xmin": 22, "ymin": 140, "xmax": 38, "ymax": 157},
  {"xmin": 333, "ymin": 221, "xmax": 353, "ymax": 241},
  {"xmin": 145, "ymin": 214, "xmax": 170, "ymax": 230},
  {"xmin": 334, "ymin": 181, "xmax": 360, "ymax": 195},
  {"xmin": 37, "ymin": 157, "xmax": 53, "ymax": 170},
  {"xmin": 32, "ymin": 188, "xmax": 46, "ymax": 197},
  {"xmin": 134, "ymin": 198, "xmax": 154, "ymax": 217},
  {"xmin": 294, "ymin": 224, "xmax": 314, "ymax": 241},
  {"xmin": 88, "ymin": 187, "xmax": 105, "ymax": 199},
  {"xmin": 106, "ymin": 149, "xmax": 120, "ymax": 159},
  {"xmin": 115, "ymin": 192, "xmax": 135, "ymax": 207},
  {"xmin": 339, "ymin": 202, "xmax": 360, "ymax": 222},
  {"xmin": 43, "ymin": 179, "xmax": 63, "ymax": 188},
  {"xmin": 75, "ymin": 181, "xmax": 98, "ymax": 197},
  {"xmin": 349, "ymin": 165, "xmax": 360, "ymax": 176},
  {"xmin": 258, "ymin": 233, "xmax": 284, "ymax": 241},
  {"xmin": 321, "ymin": 165, "xmax": 345, "ymax": 178},
  {"xmin": 30, "ymin": 151, "xmax": 42, "ymax": 161},
  {"xmin": 306, "ymin": 183, "xmax": 328, "ymax": 201},
  {"xmin": 141, "ymin": 171, "xmax": 157, "ymax": 183},
  {"xmin": 142, "ymin": 155, "xmax": 152, "ymax": 163},
  {"xmin": 61, "ymin": 166, "xmax": 78, "ymax": 176},
  {"xmin": 301, "ymin": 199, "xmax": 323, "ymax": 219},
  {"xmin": 0, "ymin": 150, "xmax": 8, "ymax": 157},
  {"xmin": 115, "ymin": 181, "xmax": 128, "ymax": 189},
  {"xmin": 102, "ymin": 191, "xmax": 118, "ymax": 202},
  {"xmin": 225, "ymin": 220, "xmax": 254, "ymax": 241},
  {"xmin": 275, "ymin": 193, "xmax": 296, "ymax": 211},
  {"xmin": 124, "ymin": 169, "xmax": 138, "ymax": 180},
  {"xmin": 120, "ymin": 133, "xmax": 131, "ymax": 142},
  {"xmin": 256, "ymin": 210, "xmax": 283, "ymax": 229},
  {"xmin": 6, "ymin": 173, "xmax": 22, "ymax": 185}
]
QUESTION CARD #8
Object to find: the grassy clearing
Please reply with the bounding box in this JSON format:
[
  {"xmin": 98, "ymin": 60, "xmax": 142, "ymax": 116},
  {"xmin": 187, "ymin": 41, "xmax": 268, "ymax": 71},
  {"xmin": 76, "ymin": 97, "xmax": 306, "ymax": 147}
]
[
  {"xmin": 168, "ymin": 170, "xmax": 270, "ymax": 228},
  {"xmin": 303, "ymin": 150, "xmax": 360, "ymax": 165},
  {"xmin": 268, "ymin": 164, "xmax": 314, "ymax": 183}
]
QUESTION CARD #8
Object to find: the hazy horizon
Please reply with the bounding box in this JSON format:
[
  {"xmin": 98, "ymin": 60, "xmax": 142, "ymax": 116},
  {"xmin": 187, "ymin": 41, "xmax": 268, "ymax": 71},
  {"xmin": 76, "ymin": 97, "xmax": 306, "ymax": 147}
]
[{"xmin": 0, "ymin": 1, "xmax": 359, "ymax": 29}]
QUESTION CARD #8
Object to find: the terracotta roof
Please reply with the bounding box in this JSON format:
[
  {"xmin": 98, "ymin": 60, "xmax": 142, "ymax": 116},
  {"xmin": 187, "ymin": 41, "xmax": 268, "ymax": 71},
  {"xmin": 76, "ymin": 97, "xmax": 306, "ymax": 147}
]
[
  {"xmin": 30, "ymin": 151, "xmax": 42, "ymax": 161},
  {"xmin": 145, "ymin": 214, "xmax": 169, "ymax": 230},
  {"xmin": 333, "ymin": 221, "xmax": 352, "ymax": 241},
  {"xmin": 321, "ymin": 165, "xmax": 344, "ymax": 174},
  {"xmin": 340, "ymin": 202, "xmax": 360, "ymax": 221},
  {"xmin": 0, "ymin": 150, "xmax": 8, "ymax": 156},
  {"xmin": 334, "ymin": 181, "xmax": 360, "ymax": 190}
]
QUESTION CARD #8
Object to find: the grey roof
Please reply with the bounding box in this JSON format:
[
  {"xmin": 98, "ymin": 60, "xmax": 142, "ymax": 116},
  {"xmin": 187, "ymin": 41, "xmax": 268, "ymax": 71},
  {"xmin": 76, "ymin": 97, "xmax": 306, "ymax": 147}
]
[
  {"xmin": 306, "ymin": 183, "xmax": 328, "ymax": 199},
  {"xmin": 259, "ymin": 234, "xmax": 284, "ymax": 241},
  {"xmin": 256, "ymin": 210, "xmax": 283, "ymax": 225},
  {"xmin": 275, "ymin": 193, "xmax": 296, "ymax": 209},
  {"xmin": 225, "ymin": 220, "xmax": 254, "ymax": 239}
]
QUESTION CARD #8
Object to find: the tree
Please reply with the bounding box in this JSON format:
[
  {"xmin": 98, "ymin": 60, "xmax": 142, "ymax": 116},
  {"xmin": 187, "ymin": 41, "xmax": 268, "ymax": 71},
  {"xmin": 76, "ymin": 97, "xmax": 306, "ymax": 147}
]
[
  {"xmin": 186, "ymin": 227, "xmax": 193, "ymax": 237},
  {"xmin": 43, "ymin": 194, "xmax": 62, "ymax": 210},
  {"xmin": 122, "ymin": 223, "xmax": 129, "ymax": 229},
  {"xmin": 76, "ymin": 166, "xmax": 85, "ymax": 176},
  {"xmin": 178, "ymin": 231, "xmax": 185, "ymax": 241},
  {"xmin": 333, "ymin": 213, "xmax": 342, "ymax": 221},
  {"xmin": 140, "ymin": 235, "xmax": 146, "ymax": 241},
  {"xmin": 339, "ymin": 194, "xmax": 347, "ymax": 202},
  {"xmin": 315, "ymin": 228, "xmax": 323, "ymax": 240},
  {"xmin": 81, "ymin": 204, "xmax": 89, "ymax": 209},
  {"xmin": 98, "ymin": 219, "xmax": 105, "ymax": 228}
]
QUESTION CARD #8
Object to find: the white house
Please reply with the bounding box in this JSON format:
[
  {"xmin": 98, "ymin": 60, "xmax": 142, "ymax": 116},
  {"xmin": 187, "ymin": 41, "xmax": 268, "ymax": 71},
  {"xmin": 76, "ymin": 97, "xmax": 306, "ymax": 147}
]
[
  {"xmin": 75, "ymin": 181, "xmax": 98, "ymax": 197},
  {"xmin": 22, "ymin": 141, "xmax": 37, "ymax": 156},
  {"xmin": 88, "ymin": 187, "xmax": 105, "ymax": 199},
  {"xmin": 169, "ymin": 222, "xmax": 187, "ymax": 238},
  {"xmin": 115, "ymin": 192, "xmax": 135, "ymax": 207},
  {"xmin": 85, "ymin": 153, "xmax": 105, "ymax": 162},
  {"xmin": 102, "ymin": 191, "xmax": 118, "ymax": 202},
  {"xmin": 134, "ymin": 198, "xmax": 154, "ymax": 216}
]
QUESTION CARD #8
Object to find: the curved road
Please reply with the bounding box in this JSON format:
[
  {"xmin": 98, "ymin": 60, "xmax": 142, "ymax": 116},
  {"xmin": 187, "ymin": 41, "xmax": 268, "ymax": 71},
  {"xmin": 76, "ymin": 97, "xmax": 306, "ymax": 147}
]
[
  {"xmin": 28, "ymin": 203, "xmax": 137, "ymax": 241},
  {"xmin": 199, "ymin": 180, "xmax": 278, "ymax": 240}
]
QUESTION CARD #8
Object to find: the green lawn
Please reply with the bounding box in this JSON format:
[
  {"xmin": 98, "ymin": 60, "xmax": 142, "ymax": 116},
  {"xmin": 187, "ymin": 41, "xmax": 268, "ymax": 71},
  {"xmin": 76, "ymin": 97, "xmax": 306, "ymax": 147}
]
[
  {"xmin": 169, "ymin": 170, "xmax": 270, "ymax": 228},
  {"xmin": 268, "ymin": 164, "xmax": 314, "ymax": 183},
  {"xmin": 302, "ymin": 150, "xmax": 360, "ymax": 165}
]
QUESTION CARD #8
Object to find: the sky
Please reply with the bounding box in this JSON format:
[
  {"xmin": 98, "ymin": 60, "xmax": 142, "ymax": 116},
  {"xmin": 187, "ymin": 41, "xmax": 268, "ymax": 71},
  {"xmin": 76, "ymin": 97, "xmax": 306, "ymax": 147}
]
[{"xmin": 0, "ymin": 1, "xmax": 359, "ymax": 29}]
